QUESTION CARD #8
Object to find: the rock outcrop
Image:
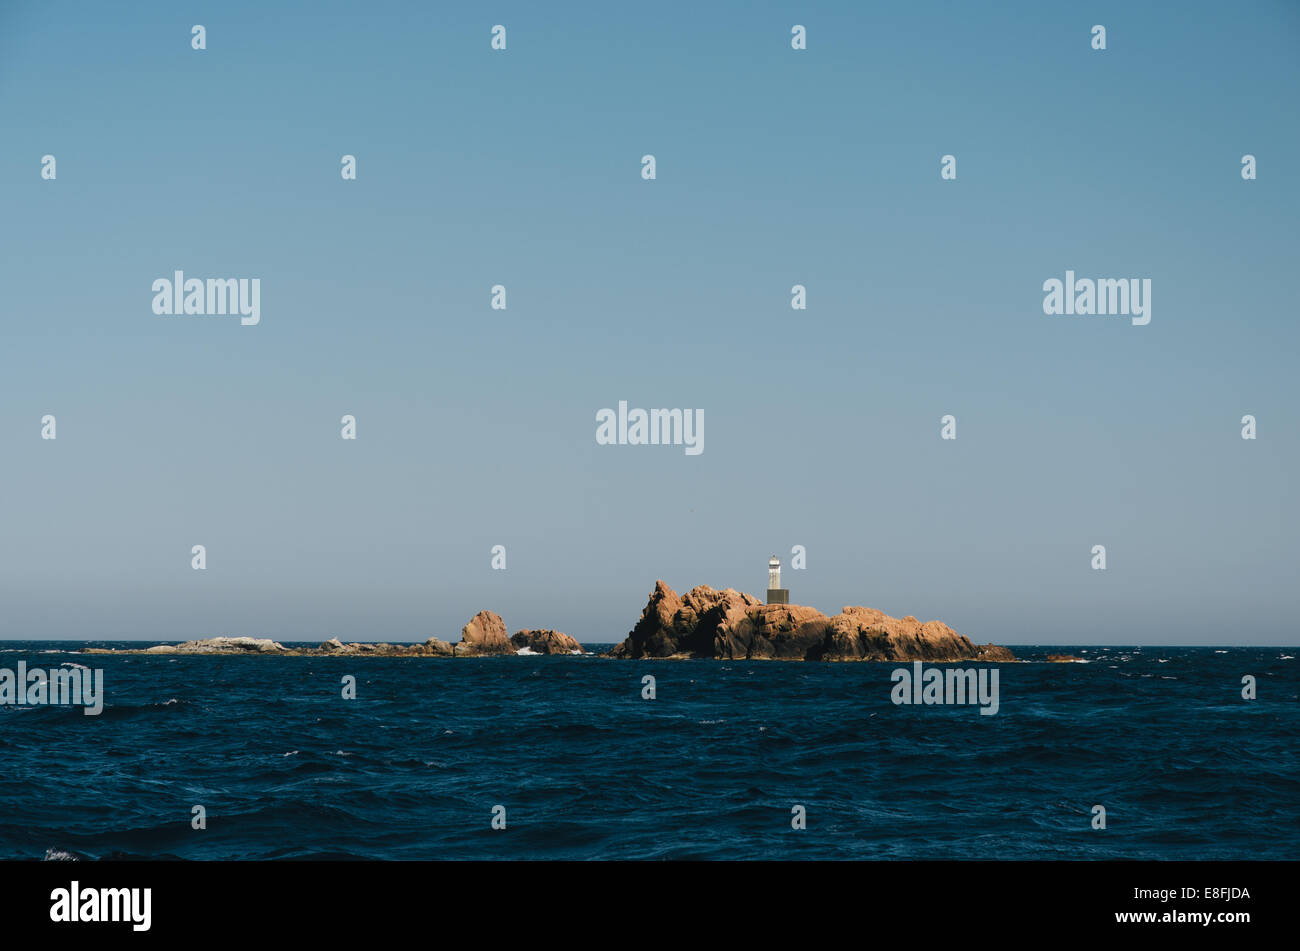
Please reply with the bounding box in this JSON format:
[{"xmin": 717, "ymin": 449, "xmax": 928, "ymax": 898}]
[
  {"xmin": 510, "ymin": 629, "xmax": 583, "ymax": 654},
  {"xmin": 425, "ymin": 636, "xmax": 456, "ymax": 656},
  {"xmin": 312, "ymin": 635, "xmax": 457, "ymax": 657},
  {"xmin": 608, "ymin": 581, "xmax": 1014, "ymax": 663},
  {"xmin": 608, "ymin": 581, "xmax": 762, "ymax": 659},
  {"xmin": 456, "ymin": 611, "xmax": 512, "ymax": 655},
  {"xmin": 81, "ymin": 615, "xmax": 511, "ymax": 658},
  {"xmin": 81, "ymin": 585, "xmax": 1013, "ymax": 663},
  {"xmin": 86, "ymin": 635, "xmax": 457, "ymax": 657}
]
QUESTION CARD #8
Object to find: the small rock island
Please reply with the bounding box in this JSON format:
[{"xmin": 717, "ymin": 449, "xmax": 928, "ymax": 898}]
[
  {"xmin": 82, "ymin": 614, "xmax": 584, "ymax": 658},
  {"xmin": 607, "ymin": 580, "xmax": 1014, "ymax": 662},
  {"xmin": 81, "ymin": 575, "xmax": 1013, "ymax": 663}
]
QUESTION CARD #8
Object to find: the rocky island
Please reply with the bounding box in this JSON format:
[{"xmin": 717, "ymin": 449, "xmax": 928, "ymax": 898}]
[
  {"xmin": 607, "ymin": 581, "xmax": 1014, "ymax": 662},
  {"xmin": 81, "ymin": 580, "xmax": 1013, "ymax": 663}
]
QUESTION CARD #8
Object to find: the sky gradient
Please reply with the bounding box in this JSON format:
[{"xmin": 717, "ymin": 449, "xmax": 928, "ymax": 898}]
[{"xmin": 2, "ymin": 1, "xmax": 1297, "ymax": 644}]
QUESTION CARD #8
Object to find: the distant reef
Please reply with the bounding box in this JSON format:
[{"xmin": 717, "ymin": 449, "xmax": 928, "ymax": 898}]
[
  {"xmin": 606, "ymin": 581, "xmax": 1015, "ymax": 663},
  {"xmin": 80, "ymin": 616, "xmax": 585, "ymax": 658},
  {"xmin": 80, "ymin": 582, "xmax": 1012, "ymax": 662}
]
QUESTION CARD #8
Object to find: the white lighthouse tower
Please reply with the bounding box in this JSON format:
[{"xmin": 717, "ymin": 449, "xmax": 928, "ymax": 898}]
[{"xmin": 767, "ymin": 555, "xmax": 789, "ymax": 605}]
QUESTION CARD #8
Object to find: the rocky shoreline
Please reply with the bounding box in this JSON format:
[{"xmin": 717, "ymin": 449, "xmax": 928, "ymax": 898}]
[{"xmin": 81, "ymin": 580, "xmax": 1014, "ymax": 663}]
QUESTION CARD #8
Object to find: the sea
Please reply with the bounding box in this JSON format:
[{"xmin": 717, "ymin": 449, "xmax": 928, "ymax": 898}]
[{"xmin": 1, "ymin": 643, "xmax": 1295, "ymax": 860}]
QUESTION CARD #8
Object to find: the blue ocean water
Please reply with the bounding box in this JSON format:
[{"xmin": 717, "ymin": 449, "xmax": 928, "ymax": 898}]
[{"xmin": 0, "ymin": 643, "xmax": 1295, "ymax": 860}]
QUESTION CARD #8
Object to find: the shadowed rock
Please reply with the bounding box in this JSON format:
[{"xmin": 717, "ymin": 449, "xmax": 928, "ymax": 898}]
[{"xmin": 510, "ymin": 629, "xmax": 583, "ymax": 654}]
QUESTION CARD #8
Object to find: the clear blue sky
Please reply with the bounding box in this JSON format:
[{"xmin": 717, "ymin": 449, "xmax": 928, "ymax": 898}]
[{"xmin": 1, "ymin": 1, "xmax": 1297, "ymax": 644}]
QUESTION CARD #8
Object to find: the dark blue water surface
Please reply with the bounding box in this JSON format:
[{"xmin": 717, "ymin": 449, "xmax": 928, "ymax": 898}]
[{"xmin": 1, "ymin": 643, "xmax": 1296, "ymax": 860}]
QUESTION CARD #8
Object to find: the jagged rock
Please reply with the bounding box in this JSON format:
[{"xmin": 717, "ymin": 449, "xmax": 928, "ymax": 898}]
[
  {"xmin": 457, "ymin": 610, "xmax": 511, "ymax": 655},
  {"xmin": 321, "ymin": 637, "xmax": 344, "ymax": 652},
  {"xmin": 607, "ymin": 581, "xmax": 1014, "ymax": 663},
  {"xmin": 610, "ymin": 581, "xmax": 760, "ymax": 658},
  {"xmin": 510, "ymin": 629, "xmax": 583, "ymax": 655}
]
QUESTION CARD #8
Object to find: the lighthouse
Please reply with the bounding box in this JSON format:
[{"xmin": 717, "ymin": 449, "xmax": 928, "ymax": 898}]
[{"xmin": 767, "ymin": 555, "xmax": 789, "ymax": 605}]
